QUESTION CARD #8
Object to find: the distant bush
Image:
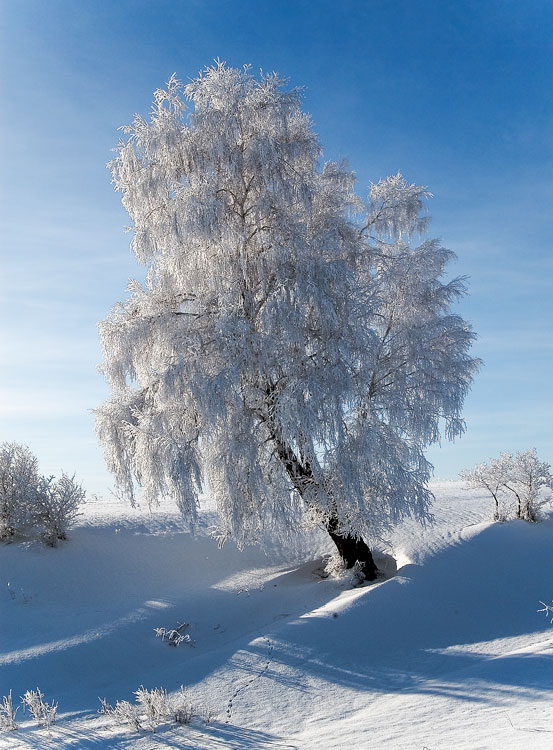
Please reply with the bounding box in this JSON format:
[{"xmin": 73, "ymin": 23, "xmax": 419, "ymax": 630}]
[
  {"xmin": 462, "ymin": 448, "xmax": 553, "ymax": 522},
  {"xmin": 0, "ymin": 441, "xmax": 85, "ymax": 546},
  {"xmin": 0, "ymin": 442, "xmax": 39, "ymax": 541},
  {"xmin": 34, "ymin": 473, "xmax": 86, "ymax": 546}
]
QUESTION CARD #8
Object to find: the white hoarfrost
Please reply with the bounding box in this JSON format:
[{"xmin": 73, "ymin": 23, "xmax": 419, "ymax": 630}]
[
  {"xmin": 96, "ymin": 63, "xmax": 479, "ymax": 558},
  {"xmin": 0, "ymin": 443, "xmax": 39, "ymax": 541},
  {"xmin": 0, "ymin": 442, "xmax": 85, "ymax": 545},
  {"xmin": 462, "ymin": 448, "xmax": 553, "ymax": 522}
]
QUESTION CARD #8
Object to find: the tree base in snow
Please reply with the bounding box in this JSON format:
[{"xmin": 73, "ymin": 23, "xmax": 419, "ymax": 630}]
[{"xmin": 327, "ymin": 522, "xmax": 379, "ymax": 581}]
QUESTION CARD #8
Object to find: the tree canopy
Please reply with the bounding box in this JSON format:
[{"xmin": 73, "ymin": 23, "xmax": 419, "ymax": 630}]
[{"xmin": 96, "ymin": 63, "xmax": 479, "ymax": 578}]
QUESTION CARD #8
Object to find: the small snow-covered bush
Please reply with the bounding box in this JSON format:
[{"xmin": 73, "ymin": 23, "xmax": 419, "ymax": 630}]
[
  {"xmin": 324, "ymin": 552, "xmax": 366, "ymax": 587},
  {"xmin": 0, "ymin": 442, "xmax": 85, "ymax": 545},
  {"xmin": 98, "ymin": 697, "xmax": 114, "ymax": 715},
  {"xmin": 21, "ymin": 688, "xmax": 57, "ymax": 728},
  {"xmin": 0, "ymin": 443, "xmax": 38, "ymax": 540},
  {"xmin": 109, "ymin": 699, "xmax": 142, "ymax": 731},
  {"xmin": 100, "ymin": 685, "xmax": 212, "ymax": 733},
  {"xmin": 0, "ymin": 691, "xmax": 19, "ymax": 732},
  {"xmin": 170, "ymin": 687, "xmax": 216, "ymax": 725},
  {"xmin": 171, "ymin": 686, "xmax": 195, "ymax": 725},
  {"xmin": 135, "ymin": 686, "xmax": 169, "ymax": 731},
  {"xmin": 99, "ymin": 690, "xmax": 169, "ymax": 732},
  {"xmin": 197, "ymin": 704, "xmax": 217, "ymax": 725},
  {"xmin": 35, "ymin": 473, "xmax": 85, "ymax": 546}
]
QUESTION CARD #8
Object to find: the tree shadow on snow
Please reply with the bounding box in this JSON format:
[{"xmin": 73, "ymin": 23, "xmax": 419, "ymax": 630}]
[
  {"xmin": 4, "ymin": 515, "xmax": 553, "ymax": 744},
  {"xmin": 4, "ymin": 721, "xmax": 296, "ymax": 750},
  {"xmin": 241, "ymin": 517, "xmax": 553, "ymax": 703}
]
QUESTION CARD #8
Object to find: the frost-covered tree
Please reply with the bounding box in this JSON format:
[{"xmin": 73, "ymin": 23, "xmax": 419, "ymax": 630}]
[
  {"xmin": 461, "ymin": 457, "xmax": 507, "ymax": 520},
  {"xmin": 96, "ymin": 63, "xmax": 479, "ymax": 580},
  {"xmin": 506, "ymin": 448, "xmax": 552, "ymax": 521},
  {"xmin": 463, "ymin": 448, "xmax": 553, "ymax": 522}
]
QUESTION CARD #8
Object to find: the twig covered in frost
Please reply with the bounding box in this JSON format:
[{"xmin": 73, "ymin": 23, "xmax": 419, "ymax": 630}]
[
  {"xmin": 0, "ymin": 691, "xmax": 19, "ymax": 732},
  {"xmin": 98, "ymin": 697, "xmax": 114, "ymax": 715},
  {"xmin": 154, "ymin": 621, "xmax": 193, "ymax": 646},
  {"xmin": 21, "ymin": 688, "xmax": 57, "ymax": 728},
  {"xmin": 538, "ymin": 601, "xmax": 553, "ymax": 623}
]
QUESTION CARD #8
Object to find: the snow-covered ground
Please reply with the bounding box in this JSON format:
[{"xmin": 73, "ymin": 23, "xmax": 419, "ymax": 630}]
[{"xmin": 2, "ymin": 482, "xmax": 553, "ymax": 749}]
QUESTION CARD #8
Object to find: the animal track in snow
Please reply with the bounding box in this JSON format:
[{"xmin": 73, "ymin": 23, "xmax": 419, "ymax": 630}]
[{"xmin": 225, "ymin": 636, "xmax": 274, "ymax": 723}]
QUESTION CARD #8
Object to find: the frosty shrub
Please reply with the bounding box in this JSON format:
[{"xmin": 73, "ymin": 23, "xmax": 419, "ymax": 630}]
[
  {"xmin": 324, "ymin": 552, "xmax": 366, "ymax": 587},
  {"xmin": 0, "ymin": 691, "xmax": 19, "ymax": 732},
  {"xmin": 0, "ymin": 442, "xmax": 38, "ymax": 540},
  {"xmin": 197, "ymin": 705, "xmax": 217, "ymax": 725},
  {"xmin": 154, "ymin": 621, "xmax": 192, "ymax": 647},
  {"xmin": 21, "ymin": 688, "xmax": 57, "ymax": 729},
  {"xmin": 171, "ymin": 686, "xmax": 195, "ymax": 725},
  {"xmin": 463, "ymin": 449, "xmax": 553, "ymax": 522},
  {"xmin": 100, "ymin": 686, "xmax": 209, "ymax": 732},
  {"xmin": 96, "ymin": 63, "xmax": 480, "ymax": 581},
  {"xmin": 324, "ymin": 550, "xmax": 348, "ymax": 579},
  {"xmin": 98, "ymin": 697, "xmax": 114, "ymax": 715},
  {"xmin": 0, "ymin": 442, "xmax": 85, "ymax": 545},
  {"xmin": 108, "ymin": 700, "xmax": 142, "ymax": 731},
  {"xmin": 34, "ymin": 473, "xmax": 86, "ymax": 546},
  {"xmin": 134, "ymin": 686, "xmax": 169, "ymax": 731}
]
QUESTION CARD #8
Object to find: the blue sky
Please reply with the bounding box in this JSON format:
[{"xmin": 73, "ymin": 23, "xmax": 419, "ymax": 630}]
[{"xmin": 1, "ymin": 0, "xmax": 551, "ymax": 496}]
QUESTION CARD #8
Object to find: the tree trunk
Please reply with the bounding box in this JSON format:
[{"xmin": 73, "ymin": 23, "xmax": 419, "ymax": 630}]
[
  {"xmin": 260, "ymin": 383, "xmax": 379, "ymax": 582},
  {"xmin": 326, "ymin": 516, "xmax": 378, "ymax": 581},
  {"xmin": 504, "ymin": 483, "xmax": 522, "ymax": 520}
]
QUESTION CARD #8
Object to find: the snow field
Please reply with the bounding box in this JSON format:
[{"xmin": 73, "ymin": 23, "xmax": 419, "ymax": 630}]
[{"xmin": 1, "ymin": 483, "xmax": 553, "ymax": 748}]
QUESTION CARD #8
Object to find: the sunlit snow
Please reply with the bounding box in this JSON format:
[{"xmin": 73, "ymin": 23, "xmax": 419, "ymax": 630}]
[{"xmin": 2, "ymin": 482, "xmax": 553, "ymax": 748}]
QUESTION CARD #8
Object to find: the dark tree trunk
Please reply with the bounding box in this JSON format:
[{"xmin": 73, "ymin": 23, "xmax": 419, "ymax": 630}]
[
  {"xmin": 260, "ymin": 382, "xmax": 379, "ymax": 582},
  {"xmin": 326, "ymin": 516, "xmax": 378, "ymax": 581}
]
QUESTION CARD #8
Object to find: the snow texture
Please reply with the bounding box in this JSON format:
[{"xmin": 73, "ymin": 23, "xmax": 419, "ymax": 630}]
[{"xmin": 2, "ymin": 483, "xmax": 553, "ymax": 749}]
